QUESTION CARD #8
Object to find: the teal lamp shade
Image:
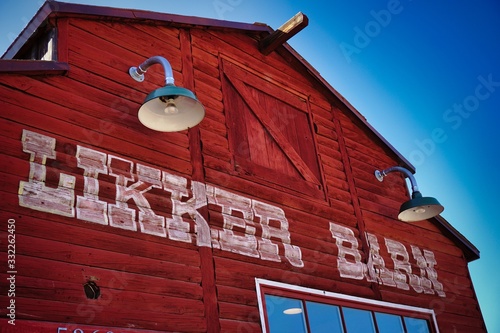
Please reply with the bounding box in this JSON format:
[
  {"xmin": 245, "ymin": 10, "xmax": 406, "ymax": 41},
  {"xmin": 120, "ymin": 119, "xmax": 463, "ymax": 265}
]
[
  {"xmin": 398, "ymin": 191, "xmax": 444, "ymax": 222},
  {"xmin": 138, "ymin": 85, "xmax": 205, "ymax": 132}
]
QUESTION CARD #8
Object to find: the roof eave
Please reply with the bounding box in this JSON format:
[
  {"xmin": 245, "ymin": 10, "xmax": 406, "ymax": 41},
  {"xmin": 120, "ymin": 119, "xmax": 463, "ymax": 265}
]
[
  {"xmin": 281, "ymin": 43, "xmax": 416, "ymax": 173},
  {"xmin": 279, "ymin": 43, "xmax": 481, "ymax": 262},
  {"xmin": 2, "ymin": 0, "xmax": 479, "ymax": 264},
  {"xmin": 0, "ymin": 60, "xmax": 69, "ymax": 75},
  {"xmin": 433, "ymin": 215, "xmax": 480, "ymax": 262},
  {"xmin": 2, "ymin": 0, "xmax": 271, "ymax": 60},
  {"xmin": 2, "ymin": 1, "xmax": 54, "ymax": 59}
]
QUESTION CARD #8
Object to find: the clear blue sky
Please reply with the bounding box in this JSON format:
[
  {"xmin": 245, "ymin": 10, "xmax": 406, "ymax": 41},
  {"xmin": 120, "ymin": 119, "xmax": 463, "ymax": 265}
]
[{"xmin": 1, "ymin": 1, "xmax": 499, "ymax": 332}]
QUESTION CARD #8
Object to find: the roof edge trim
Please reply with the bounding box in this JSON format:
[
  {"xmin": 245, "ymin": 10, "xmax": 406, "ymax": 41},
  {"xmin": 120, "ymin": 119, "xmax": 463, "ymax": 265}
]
[
  {"xmin": 280, "ymin": 43, "xmax": 482, "ymax": 261},
  {"xmin": 433, "ymin": 215, "xmax": 480, "ymax": 262},
  {"xmin": 281, "ymin": 43, "xmax": 415, "ymax": 173},
  {"xmin": 2, "ymin": 0, "xmax": 271, "ymax": 60},
  {"xmin": 2, "ymin": 1, "xmax": 54, "ymax": 59},
  {"xmin": 0, "ymin": 60, "xmax": 69, "ymax": 75},
  {"xmin": 1, "ymin": 1, "xmax": 478, "ymax": 264}
]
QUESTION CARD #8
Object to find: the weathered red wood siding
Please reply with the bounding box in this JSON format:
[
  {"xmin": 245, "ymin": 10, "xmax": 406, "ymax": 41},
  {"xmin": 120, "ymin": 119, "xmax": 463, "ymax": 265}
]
[
  {"xmin": 0, "ymin": 11, "xmax": 485, "ymax": 333},
  {"xmin": 0, "ymin": 18, "xmax": 207, "ymax": 332},
  {"xmin": 190, "ymin": 24, "xmax": 483, "ymax": 332},
  {"xmin": 335, "ymin": 111, "xmax": 485, "ymax": 331}
]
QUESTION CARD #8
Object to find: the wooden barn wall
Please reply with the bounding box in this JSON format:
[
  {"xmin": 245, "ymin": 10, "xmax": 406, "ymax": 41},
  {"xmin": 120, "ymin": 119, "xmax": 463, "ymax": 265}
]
[
  {"xmin": 335, "ymin": 111, "xmax": 484, "ymax": 331},
  {"xmin": 189, "ymin": 24, "xmax": 484, "ymax": 333},
  {"xmin": 0, "ymin": 15, "xmax": 484, "ymax": 333},
  {"xmin": 0, "ymin": 18, "xmax": 207, "ymax": 332}
]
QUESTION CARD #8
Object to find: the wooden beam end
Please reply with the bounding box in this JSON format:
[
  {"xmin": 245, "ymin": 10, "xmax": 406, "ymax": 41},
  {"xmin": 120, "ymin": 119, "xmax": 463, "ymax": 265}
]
[{"xmin": 259, "ymin": 12, "xmax": 309, "ymax": 56}]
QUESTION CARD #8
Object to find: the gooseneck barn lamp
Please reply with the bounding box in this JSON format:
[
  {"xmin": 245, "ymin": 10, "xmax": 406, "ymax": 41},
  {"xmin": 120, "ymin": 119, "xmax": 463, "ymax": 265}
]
[
  {"xmin": 129, "ymin": 56, "xmax": 205, "ymax": 132},
  {"xmin": 375, "ymin": 166, "xmax": 444, "ymax": 222}
]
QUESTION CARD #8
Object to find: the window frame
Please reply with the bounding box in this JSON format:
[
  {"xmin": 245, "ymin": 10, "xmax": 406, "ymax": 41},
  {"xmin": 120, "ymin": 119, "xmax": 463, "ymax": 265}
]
[{"xmin": 256, "ymin": 278, "xmax": 440, "ymax": 333}]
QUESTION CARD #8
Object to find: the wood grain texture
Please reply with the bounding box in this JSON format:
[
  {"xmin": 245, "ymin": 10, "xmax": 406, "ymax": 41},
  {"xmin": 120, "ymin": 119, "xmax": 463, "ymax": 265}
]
[{"xmin": 0, "ymin": 11, "xmax": 485, "ymax": 333}]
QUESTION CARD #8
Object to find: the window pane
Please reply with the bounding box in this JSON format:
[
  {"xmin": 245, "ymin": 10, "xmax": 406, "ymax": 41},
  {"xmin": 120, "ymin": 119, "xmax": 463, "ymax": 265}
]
[
  {"xmin": 375, "ymin": 312, "xmax": 404, "ymax": 333},
  {"xmin": 265, "ymin": 295, "xmax": 307, "ymax": 333},
  {"xmin": 343, "ymin": 307, "xmax": 376, "ymax": 333},
  {"xmin": 404, "ymin": 317, "xmax": 431, "ymax": 333},
  {"xmin": 306, "ymin": 301, "xmax": 344, "ymax": 333}
]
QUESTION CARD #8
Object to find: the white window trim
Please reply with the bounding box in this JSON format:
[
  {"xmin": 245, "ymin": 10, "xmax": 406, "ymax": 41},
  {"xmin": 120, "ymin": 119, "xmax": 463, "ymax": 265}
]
[{"xmin": 255, "ymin": 278, "xmax": 440, "ymax": 333}]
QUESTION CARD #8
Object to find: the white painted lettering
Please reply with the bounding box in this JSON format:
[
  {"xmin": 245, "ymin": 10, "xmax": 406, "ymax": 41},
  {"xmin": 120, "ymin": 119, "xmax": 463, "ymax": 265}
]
[
  {"xmin": 76, "ymin": 146, "xmax": 108, "ymax": 225},
  {"xmin": 329, "ymin": 222, "xmax": 446, "ymax": 297},
  {"xmin": 107, "ymin": 155, "xmax": 138, "ymax": 231},
  {"xmin": 17, "ymin": 130, "xmax": 446, "ymax": 298},
  {"xmin": 207, "ymin": 185, "xmax": 259, "ymax": 257},
  {"xmin": 329, "ymin": 222, "xmax": 365, "ymax": 279},
  {"xmin": 18, "ymin": 130, "xmax": 75, "ymax": 217},
  {"xmin": 162, "ymin": 173, "xmax": 209, "ymax": 245},
  {"xmin": 366, "ymin": 232, "xmax": 396, "ymax": 287},
  {"xmin": 253, "ymin": 200, "xmax": 303, "ymax": 267},
  {"xmin": 385, "ymin": 238, "xmax": 411, "ymax": 291},
  {"xmin": 411, "ymin": 246, "xmax": 446, "ymax": 297},
  {"xmin": 207, "ymin": 186, "xmax": 303, "ymax": 267}
]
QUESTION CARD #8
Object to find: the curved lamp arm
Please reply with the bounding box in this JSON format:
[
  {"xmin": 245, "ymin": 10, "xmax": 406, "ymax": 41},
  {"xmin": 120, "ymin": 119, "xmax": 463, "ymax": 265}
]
[
  {"xmin": 127, "ymin": 55, "xmax": 205, "ymax": 132},
  {"xmin": 375, "ymin": 166, "xmax": 419, "ymax": 194},
  {"xmin": 129, "ymin": 55, "xmax": 175, "ymax": 86},
  {"xmin": 374, "ymin": 166, "xmax": 444, "ymax": 222}
]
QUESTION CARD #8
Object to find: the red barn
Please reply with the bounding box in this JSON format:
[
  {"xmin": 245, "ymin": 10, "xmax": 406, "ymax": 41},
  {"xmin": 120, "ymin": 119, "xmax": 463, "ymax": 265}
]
[{"xmin": 0, "ymin": 1, "xmax": 486, "ymax": 332}]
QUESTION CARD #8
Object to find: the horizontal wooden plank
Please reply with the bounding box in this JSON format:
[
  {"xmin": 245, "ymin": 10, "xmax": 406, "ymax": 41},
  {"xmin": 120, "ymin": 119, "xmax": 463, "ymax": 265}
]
[
  {"xmin": 205, "ymin": 168, "xmax": 358, "ymax": 224},
  {"xmin": 0, "ymin": 60, "xmax": 69, "ymax": 74},
  {"xmin": 0, "ymin": 319, "xmax": 179, "ymax": 333},
  {"xmin": 0, "ymin": 211, "xmax": 201, "ymax": 265},
  {"xmin": 0, "ymin": 78, "xmax": 192, "ymax": 161},
  {"xmin": 220, "ymin": 318, "xmax": 262, "ymax": 333},
  {"xmin": 0, "ymin": 121, "xmax": 192, "ymax": 185},
  {"xmin": 68, "ymin": 24, "xmax": 168, "ymax": 92},
  {"xmin": 0, "ymin": 248, "xmax": 202, "ymax": 298},
  {"xmin": 438, "ymin": 313, "xmax": 486, "ymax": 331},
  {"xmin": 70, "ymin": 19, "xmax": 182, "ymax": 71},
  {"xmin": 0, "ymin": 13, "xmax": 484, "ymax": 332},
  {"xmin": 207, "ymin": 211, "xmax": 345, "ymax": 259},
  {"xmin": 130, "ymin": 22, "xmax": 181, "ymax": 51},
  {"xmin": 0, "ymin": 274, "xmax": 204, "ymax": 316},
  {"xmin": 325, "ymin": 184, "xmax": 353, "ymax": 203},
  {"xmin": 362, "ymin": 210, "xmax": 456, "ymax": 247},
  {"xmin": 359, "ymin": 197, "xmax": 401, "ymax": 220},
  {"xmin": 194, "ymin": 67, "xmax": 222, "ymax": 93},
  {"xmin": 216, "ymin": 285, "xmax": 258, "ymax": 306},
  {"xmin": 314, "ymin": 117, "xmax": 337, "ymax": 138},
  {"xmin": 379, "ymin": 288, "xmax": 478, "ymax": 314},
  {"xmin": 198, "ymin": 114, "xmax": 227, "ymax": 138},
  {"xmin": 195, "ymin": 74, "xmax": 224, "ymax": 103},
  {"xmin": 354, "ymin": 177, "xmax": 407, "ymax": 203},
  {"xmin": 203, "ymin": 154, "xmax": 233, "ymax": 175},
  {"xmin": 0, "ymin": 296, "xmax": 206, "ymax": 331},
  {"xmin": 310, "ymin": 102, "xmax": 335, "ymax": 125},
  {"xmin": 324, "ymin": 174, "xmax": 350, "ymax": 193},
  {"xmin": 316, "ymin": 135, "xmax": 342, "ymax": 159},
  {"xmin": 219, "ymin": 301, "xmax": 260, "ymax": 322},
  {"xmin": 198, "ymin": 91, "xmax": 225, "ymax": 120},
  {"xmin": 201, "ymin": 136, "xmax": 232, "ymax": 163},
  {"xmin": 318, "ymin": 150, "xmax": 346, "ymax": 172},
  {"xmin": 322, "ymin": 163, "xmax": 349, "ymax": 183},
  {"xmin": 437, "ymin": 321, "xmax": 486, "ymax": 333},
  {"xmin": 192, "ymin": 47, "xmax": 220, "ymax": 78},
  {"xmin": 344, "ymin": 136, "xmax": 397, "ymax": 167},
  {"xmin": 213, "ymin": 256, "xmax": 375, "ymax": 298},
  {"xmin": 357, "ymin": 187, "xmax": 401, "ymax": 212},
  {"xmin": 1, "ymin": 232, "xmax": 202, "ymax": 282}
]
